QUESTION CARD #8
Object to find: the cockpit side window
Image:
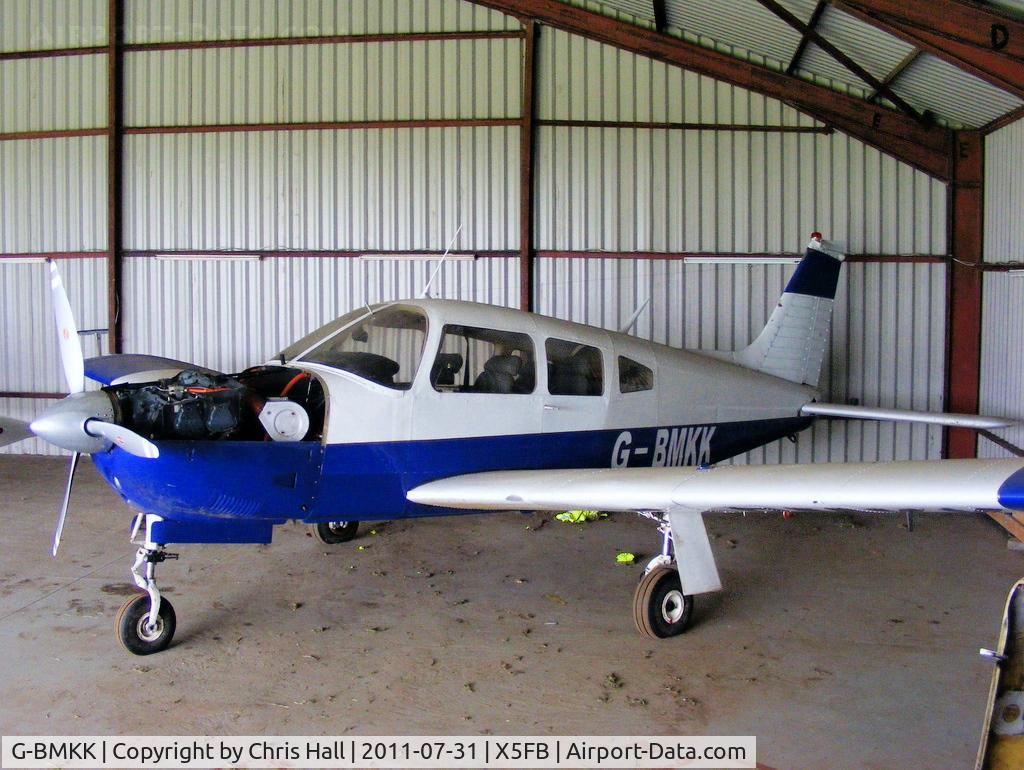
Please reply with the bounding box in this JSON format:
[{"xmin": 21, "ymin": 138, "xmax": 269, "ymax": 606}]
[
  {"xmin": 618, "ymin": 356, "xmax": 654, "ymax": 393},
  {"xmin": 432, "ymin": 325, "xmax": 536, "ymax": 394},
  {"xmin": 546, "ymin": 338, "xmax": 603, "ymax": 396},
  {"xmin": 299, "ymin": 306, "xmax": 427, "ymax": 390}
]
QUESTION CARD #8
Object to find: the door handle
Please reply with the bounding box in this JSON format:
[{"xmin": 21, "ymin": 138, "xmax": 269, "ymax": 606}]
[{"xmin": 543, "ymin": 404, "xmax": 561, "ymax": 411}]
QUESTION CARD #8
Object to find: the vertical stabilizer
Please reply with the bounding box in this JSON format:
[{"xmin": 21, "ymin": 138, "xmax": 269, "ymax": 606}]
[{"xmin": 725, "ymin": 234, "xmax": 844, "ymax": 387}]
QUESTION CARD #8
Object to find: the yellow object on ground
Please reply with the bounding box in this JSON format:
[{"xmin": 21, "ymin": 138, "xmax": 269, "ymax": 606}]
[
  {"xmin": 616, "ymin": 552, "xmax": 636, "ymax": 565},
  {"xmin": 555, "ymin": 510, "xmax": 606, "ymax": 524}
]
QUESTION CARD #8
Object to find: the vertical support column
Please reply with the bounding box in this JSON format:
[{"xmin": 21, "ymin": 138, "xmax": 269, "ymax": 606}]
[
  {"xmin": 518, "ymin": 21, "xmax": 538, "ymax": 312},
  {"xmin": 944, "ymin": 130, "xmax": 984, "ymax": 458},
  {"xmin": 106, "ymin": 0, "xmax": 125, "ymax": 353}
]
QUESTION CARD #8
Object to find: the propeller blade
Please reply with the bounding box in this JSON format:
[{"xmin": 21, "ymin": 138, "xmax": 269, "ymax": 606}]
[
  {"xmin": 49, "ymin": 260, "xmax": 85, "ymax": 394},
  {"xmin": 52, "ymin": 451, "xmax": 80, "ymax": 556},
  {"xmin": 85, "ymin": 420, "xmax": 160, "ymax": 459},
  {"xmin": 0, "ymin": 417, "xmax": 32, "ymax": 448}
]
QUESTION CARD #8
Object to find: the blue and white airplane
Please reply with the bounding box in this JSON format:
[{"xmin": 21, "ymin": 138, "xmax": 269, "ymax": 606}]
[{"xmin": 2, "ymin": 234, "xmax": 1021, "ymax": 654}]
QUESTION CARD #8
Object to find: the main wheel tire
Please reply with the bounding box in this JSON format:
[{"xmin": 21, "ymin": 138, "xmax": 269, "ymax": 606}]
[
  {"xmin": 311, "ymin": 520, "xmax": 359, "ymax": 545},
  {"xmin": 116, "ymin": 593, "xmax": 176, "ymax": 655},
  {"xmin": 633, "ymin": 566, "xmax": 693, "ymax": 639}
]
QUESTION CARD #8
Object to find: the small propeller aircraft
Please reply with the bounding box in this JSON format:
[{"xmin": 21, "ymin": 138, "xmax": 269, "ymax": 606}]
[{"xmin": 2, "ymin": 234, "xmax": 1022, "ymax": 654}]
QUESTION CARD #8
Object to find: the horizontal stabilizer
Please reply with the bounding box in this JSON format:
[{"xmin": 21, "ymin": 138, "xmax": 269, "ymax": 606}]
[
  {"xmin": 85, "ymin": 354, "xmax": 219, "ymax": 386},
  {"xmin": 802, "ymin": 403, "xmax": 1017, "ymax": 430}
]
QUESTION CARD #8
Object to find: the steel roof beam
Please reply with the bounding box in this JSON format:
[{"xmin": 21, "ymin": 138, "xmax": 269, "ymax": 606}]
[
  {"xmin": 868, "ymin": 48, "xmax": 922, "ymax": 104},
  {"xmin": 467, "ymin": 0, "xmax": 952, "ymax": 180},
  {"xmin": 652, "ymin": 0, "xmax": 668, "ymax": 33},
  {"xmin": 754, "ymin": 0, "xmax": 928, "ymax": 124},
  {"xmin": 838, "ymin": 0, "xmax": 1024, "ymax": 101},
  {"xmin": 785, "ymin": 0, "xmax": 829, "ymax": 75}
]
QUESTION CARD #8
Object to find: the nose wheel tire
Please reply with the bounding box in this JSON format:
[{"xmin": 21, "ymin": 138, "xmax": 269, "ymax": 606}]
[
  {"xmin": 311, "ymin": 520, "xmax": 359, "ymax": 545},
  {"xmin": 633, "ymin": 566, "xmax": 693, "ymax": 638},
  {"xmin": 116, "ymin": 593, "xmax": 176, "ymax": 655}
]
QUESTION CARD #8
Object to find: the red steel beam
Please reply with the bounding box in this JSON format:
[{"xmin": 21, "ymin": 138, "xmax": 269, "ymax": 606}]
[
  {"xmin": 0, "ymin": 46, "xmax": 106, "ymax": 61},
  {"xmin": 519, "ymin": 23, "xmax": 539, "ymax": 312},
  {"xmin": 944, "ymin": 131, "xmax": 984, "ymax": 459},
  {"xmin": 468, "ymin": 0, "xmax": 953, "ymax": 180},
  {"xmin": 536, "ymin": 119, "xmax": 831, "ymax": 133},
  {"xmin": 107, "ymin": 0, "xmax": 125, "ymax": 354},
  {"xmin": 124, "ymin": 119, "xmax": 518, "ymax": 135},
  {"xmin": 123, "ymin": 30, "xmax": 522, "ymax": 52},
  {"xmin": 0, "ymin": 391, "xmax": 67, "ymax": 400},
  {"xmin": 0, "ymin": 128, "xmax": 106, "ymax": 142},
  {"xmin": 838, "ymin": 0, "xmax": 1024, "ymax": 101}
]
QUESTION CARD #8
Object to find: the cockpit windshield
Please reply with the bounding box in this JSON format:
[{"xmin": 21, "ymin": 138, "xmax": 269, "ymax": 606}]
[{"xmin": 297, "ymin": 305, "xmax": 427, "ymax": 390}]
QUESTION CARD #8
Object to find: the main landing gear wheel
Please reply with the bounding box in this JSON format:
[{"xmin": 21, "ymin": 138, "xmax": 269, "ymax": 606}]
[
  {"xmin": 116, "ymin": 593, "xmax": 176, "ymax": 655},
  {"xmin": 633, "ymin": 566, "xmax": 693, "ymax": 639},
  {"xmin": 311, "ymin": 520, "xmax": 359, "ymax": 544}
]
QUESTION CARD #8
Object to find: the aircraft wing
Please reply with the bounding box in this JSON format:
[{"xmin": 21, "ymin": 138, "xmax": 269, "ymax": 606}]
[
  {"xmin": 410, "ymin": 459, "xmax": 1024, "ymax": 597},
  {"xmin": 84, "ymin": 354, "xmax": 220, "ymax": 386},
  {"xmin": 408, "ymin": 458, "xmax": 1024, "ymax": 515}
]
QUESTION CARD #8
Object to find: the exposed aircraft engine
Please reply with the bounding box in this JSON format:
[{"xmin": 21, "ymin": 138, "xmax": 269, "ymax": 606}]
[
  {"xmin": 125, "ymin": 370, "xmax": 243, "ymax": 439},
  {"xmin": 112, "ymin": 367, "xmax": 324, "ymax": 442}
]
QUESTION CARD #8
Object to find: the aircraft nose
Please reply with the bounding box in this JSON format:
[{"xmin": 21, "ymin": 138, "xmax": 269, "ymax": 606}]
[{"xmin": 30, "ymin": 391, "xmax": 116, "ymax": 454}]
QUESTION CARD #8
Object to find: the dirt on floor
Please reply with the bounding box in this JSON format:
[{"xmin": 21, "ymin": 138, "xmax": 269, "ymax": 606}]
[{"xmin": 0, "ymin": 454, "xmax": 1022, "ymax": 769}]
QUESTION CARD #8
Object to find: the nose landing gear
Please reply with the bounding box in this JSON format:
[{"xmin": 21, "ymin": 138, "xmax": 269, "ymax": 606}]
[{"xmin": 116, "ymin": 516, "xmax": 178, "ymax": 655}]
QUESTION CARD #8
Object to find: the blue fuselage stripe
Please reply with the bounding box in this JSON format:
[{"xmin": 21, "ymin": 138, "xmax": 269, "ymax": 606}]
[{"xmin": 91, "ymin": 416, "xmax": 811, "ymax": 541}]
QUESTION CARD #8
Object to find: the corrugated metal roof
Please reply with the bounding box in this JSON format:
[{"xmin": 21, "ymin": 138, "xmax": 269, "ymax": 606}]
[
  {"xmin": 582, "ymin": 0, "xmax": 1024, "ymax": 132},
  {"xmin": 892, "ymin": 53, "xmax": 1023, "ymax": 129},
  {"xmin": 797, "ymin": 5, "xmax": 915, "ymax": 91},
  {"xmin": 663, "ymin": 0, "xmax": 803, "ymax": 67},
  {"xmin": 986, "ymin": 0, "xmax": 1024, "ymax": 17}
]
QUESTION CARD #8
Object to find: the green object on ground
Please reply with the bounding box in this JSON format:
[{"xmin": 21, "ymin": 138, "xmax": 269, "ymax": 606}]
[
  {"xmin": 555, "ymin": 510, "xmax": 606, "ymax": 524},
  {"xmin": 616, "ymin": 552, "xmax": 636, "ymax": 565}
]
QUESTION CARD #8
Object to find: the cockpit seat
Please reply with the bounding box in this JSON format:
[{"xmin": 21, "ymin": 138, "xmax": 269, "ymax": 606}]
[
  {"xmin": 430, "ymin": 353, "xmax": 464, "ymax": 387},
  {"xmin": 329, "ymin": 351, "xmax": 399, "ymax": 386},
  {"xmin": 474, "ymin": 355, "xmax": 522, "ymax": 394},
  {"xmin": 549, "ymin": 355, "xmax": 592, "ymax": 395}
]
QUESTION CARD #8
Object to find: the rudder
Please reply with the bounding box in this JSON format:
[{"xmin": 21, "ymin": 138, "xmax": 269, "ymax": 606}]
[{"xmin": 724, "ymin": 233, "xmax": 844, "ymax": 387}]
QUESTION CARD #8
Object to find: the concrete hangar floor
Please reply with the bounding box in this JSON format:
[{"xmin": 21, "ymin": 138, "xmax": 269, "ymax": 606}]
[{"xmin": 0, "ymin": 454, "xmax": 1020, "ymax": 768}]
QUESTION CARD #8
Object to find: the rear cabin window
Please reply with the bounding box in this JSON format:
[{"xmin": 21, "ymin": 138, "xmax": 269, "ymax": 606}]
[
  {"xmin": 546, "ymin": 338, "xmax": 603, "ymax": 396},
  {"xmin": 299, "ymin": 306, "xmax": 427, "ymax": 390},
  {"xmin": 432, "ymin": 325, "xmax": 536, "ymax": 394},
  {"xmin": 618, "ymin": 356, "xmax": 654, "ymax": 393}
]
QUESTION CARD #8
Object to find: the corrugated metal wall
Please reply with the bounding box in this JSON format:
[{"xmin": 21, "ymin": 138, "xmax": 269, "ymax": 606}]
[
  {"xmin": 124, "ymin": 127, "xmax": 519, "ymax": 251},
  {"xmin": 0, "ymin": 258, "xmax": 108, "ymax": 455},
  {"xmin": 536, "ymin": 259, "xmax": 946, "ymax": 463},
  {"xmin": 4, "ymin": 1, "xmax": 953, "ymax": 464},
  {"xmin": 123, "ymin": 256, "xmax": 519, "ymax": 374},
  {"xmin": 534, "ymin": 30, "xmax": 948, "ymax": 462},
  {"xmin": 0, "ymin": 1, "xmax": 109, "ymax": 456},
  {"xmin": 980, "ymin": 120, "xmax": 1024, "ymax": 459}
]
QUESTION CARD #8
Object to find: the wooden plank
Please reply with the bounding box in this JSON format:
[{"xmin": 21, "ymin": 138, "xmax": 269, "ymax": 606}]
[{"xmin": 989, "ymin": 511, "xmax": 1024, "ymax": 542}]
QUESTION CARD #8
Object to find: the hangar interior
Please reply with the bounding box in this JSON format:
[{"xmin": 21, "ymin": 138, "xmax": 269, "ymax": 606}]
[{"xmin": 2, "ymin": 1, "xmax": 1024, "ymax": 767}]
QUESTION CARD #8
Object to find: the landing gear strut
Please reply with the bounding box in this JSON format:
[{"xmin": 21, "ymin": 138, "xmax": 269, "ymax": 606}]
[
  {"xmin": 117, "ymin": 516, "xmax": 178, "ymax": 655},
  {"xmin": 633, "ymin": 513, "xmax": 694, "ymax": 638}
]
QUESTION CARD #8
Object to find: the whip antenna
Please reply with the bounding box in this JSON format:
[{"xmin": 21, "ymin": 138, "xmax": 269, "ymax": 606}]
[{"xmin": 420, "ymin": 224, "xmax": 463, "ymax": 298}]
